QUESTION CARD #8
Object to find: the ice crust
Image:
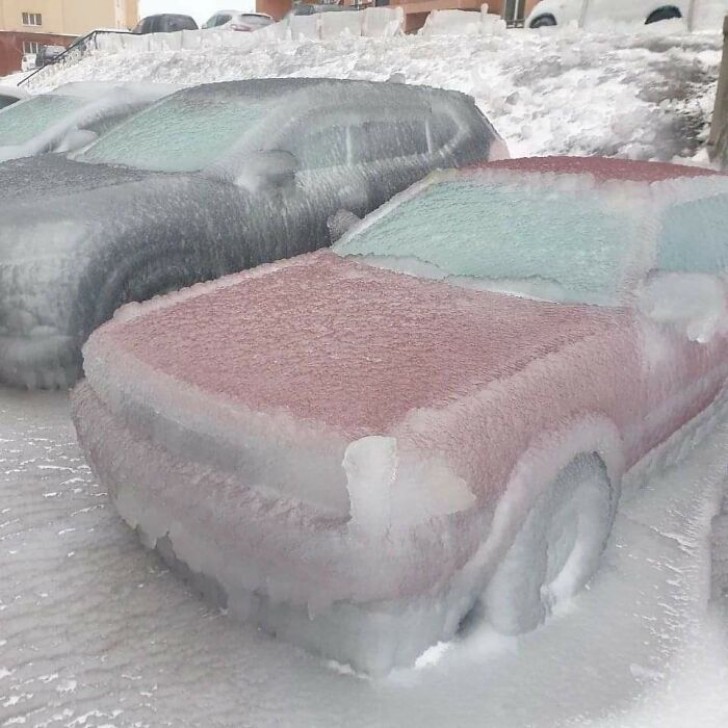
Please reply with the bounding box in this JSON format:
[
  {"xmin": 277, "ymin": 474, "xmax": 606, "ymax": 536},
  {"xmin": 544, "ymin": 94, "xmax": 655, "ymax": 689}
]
[
  {"xmin": 0, "ymin": 81, "xmax": 174, "ymax": 163},
  {"xmin": 72, "ymin": 158, "xmax": 728, "ymax": 673},
  {"xmin": 0, "ymin": 78, "xmax": 502, "ymax": 389}
]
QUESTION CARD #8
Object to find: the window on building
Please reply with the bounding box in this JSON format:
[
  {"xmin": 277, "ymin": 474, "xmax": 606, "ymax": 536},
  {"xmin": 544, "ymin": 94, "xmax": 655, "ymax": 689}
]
[
  {"xmin": 22, "ymin": 41, "xmax": 40, "ymax": 54},
  {"xmin": 21, "ymin": 12, "xmax": 43, "ymax": 27}
]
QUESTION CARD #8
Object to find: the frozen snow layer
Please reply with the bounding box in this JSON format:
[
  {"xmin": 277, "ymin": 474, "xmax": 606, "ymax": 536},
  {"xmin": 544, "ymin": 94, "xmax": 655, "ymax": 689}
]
[
  {"xmin": 24, "ymin": 25, "xmax": 724, "ymax": 162},
  {"xmin": 3, "ymin": 387, "xmax": 727, "ymax": 725},
  {"xmin": 73, "ymin": 152, "xmax": 728, "ymax": 669}
]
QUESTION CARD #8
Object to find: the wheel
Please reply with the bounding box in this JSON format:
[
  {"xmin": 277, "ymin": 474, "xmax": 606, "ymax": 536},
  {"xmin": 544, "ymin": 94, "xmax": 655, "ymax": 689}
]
[
  {"xmin": 645, "ymin": 6, "xmax": 681, "ymax": 23},
  {"xmin": 530, "ymin": 14, "xmax": 556, "ymax": 28},
  {"xmin": 483, "ymin": 453, "xmax": 616, "ymax": 634}
]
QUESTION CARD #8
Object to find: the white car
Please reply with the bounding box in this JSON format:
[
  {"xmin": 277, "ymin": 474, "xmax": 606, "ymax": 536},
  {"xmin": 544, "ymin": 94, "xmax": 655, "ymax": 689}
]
[
  {"xmin": 526, "ymin": 0, "xmax": 690, "ymax": 27},
  {"xmin": 20, "ymin": 53, "xmax": 36, "ymax": 72},
  {"xmin": 202, "ymin": 9, "xmax": 274, "ymax": 31}
]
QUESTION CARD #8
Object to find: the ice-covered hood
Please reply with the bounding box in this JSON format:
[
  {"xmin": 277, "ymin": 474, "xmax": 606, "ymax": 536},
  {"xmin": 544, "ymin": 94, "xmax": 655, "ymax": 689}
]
[
  {"xmin": 0, "ymin": 154, "xmax": 151, "ymax": 206},
  {"xmin": 84, "ymin": 251, "xmax": 628, "ymax": 439}
]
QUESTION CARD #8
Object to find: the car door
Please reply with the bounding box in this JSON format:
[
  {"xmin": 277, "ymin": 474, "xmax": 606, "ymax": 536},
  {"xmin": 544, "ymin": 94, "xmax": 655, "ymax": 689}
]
[
  {"xmin": 633, "ymin": 195, "xmax": 728, "ymax": 455},
  {"xmin": 273, "ymin": 109, "xmax": 373, "ymax": 250}
]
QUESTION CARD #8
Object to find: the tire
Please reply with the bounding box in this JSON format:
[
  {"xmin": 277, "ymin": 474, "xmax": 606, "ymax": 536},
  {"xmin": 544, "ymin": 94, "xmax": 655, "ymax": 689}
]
[
  {"xmin": 483, "ymin": 453, "xmax": 616, "ymax": 634},
  {"xmin": 530, "ymin": 14, "xmax": 557, "ymax": 28},
  {"xmin": 645, "ymin": 6, "xmax": 681, "ymax": 23}
]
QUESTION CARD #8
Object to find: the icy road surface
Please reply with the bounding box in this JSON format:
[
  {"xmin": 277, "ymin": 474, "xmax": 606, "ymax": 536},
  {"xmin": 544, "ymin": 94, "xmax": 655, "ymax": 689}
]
[{"xmin": 1, "ymin": 387, "xmax": 726, "ymax": 727}]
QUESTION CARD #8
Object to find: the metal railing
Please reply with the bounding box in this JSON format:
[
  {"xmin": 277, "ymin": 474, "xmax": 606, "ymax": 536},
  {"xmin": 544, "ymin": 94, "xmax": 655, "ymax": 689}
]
[{"xmin": 18, "ymin": 30, "xmax": 133, "ymax": 87}]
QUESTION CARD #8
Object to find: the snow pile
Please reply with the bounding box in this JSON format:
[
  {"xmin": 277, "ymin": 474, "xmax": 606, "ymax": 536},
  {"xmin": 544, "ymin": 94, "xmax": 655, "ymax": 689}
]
[
  {"xmin": 419, "ymin": 7, "xmax": 507, "ymax": 37},
  {"xmin": 23, "ymin": 25, "xmax": 723, "ymax": 161}
]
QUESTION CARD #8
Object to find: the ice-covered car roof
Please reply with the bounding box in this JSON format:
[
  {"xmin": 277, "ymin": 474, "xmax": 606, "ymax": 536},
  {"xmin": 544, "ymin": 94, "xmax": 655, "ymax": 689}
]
[
  {"xmin": 76, "ymin": 77, "xmax": 495, "ymax": 176},
  {"xmin": 0, "ymin": 81, "xmax": 177, "ymax": 163}
]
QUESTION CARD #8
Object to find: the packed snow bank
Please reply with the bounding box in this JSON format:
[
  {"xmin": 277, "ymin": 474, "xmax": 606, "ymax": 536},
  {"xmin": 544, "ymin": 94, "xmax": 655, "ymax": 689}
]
[{"xmin": 24, "ymin": 26, "xmax": 723, "ymax": 161}]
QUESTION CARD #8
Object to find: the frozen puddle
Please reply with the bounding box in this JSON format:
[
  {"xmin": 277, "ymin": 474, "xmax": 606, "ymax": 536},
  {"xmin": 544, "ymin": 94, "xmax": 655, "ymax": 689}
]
[{"xmin": 0, "ymin": 387, "xmax": 726, "ymax": 727}]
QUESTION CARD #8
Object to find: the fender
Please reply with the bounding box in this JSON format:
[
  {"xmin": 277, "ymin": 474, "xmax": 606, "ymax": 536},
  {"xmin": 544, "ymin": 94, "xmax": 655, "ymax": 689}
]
[{"xmin": 459, "ymin": 414, "xmax": 624, "ymax": 590}]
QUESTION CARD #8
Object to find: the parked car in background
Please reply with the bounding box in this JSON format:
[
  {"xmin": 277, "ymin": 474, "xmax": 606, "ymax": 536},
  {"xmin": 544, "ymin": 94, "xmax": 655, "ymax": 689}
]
[
  {"xmin": 202, "ymin": 10, "xmax": 274, "ymax": 31},
  {"xmin": 0, "ymin": 78, "xmax": 506, "ymax": 388},
  {"xmin": 527, "ymin": 0, "xmax": 689, "ymax": 27},
  {"xmin": 132, "ymin": 14, "xmax": 198, "ymax": 33},
  {"xmin": 35, "ymin": 44, "xmax": 66, "ymax": 68},
  {"xmin": 0, "ymin": 85, "xmax": 26, "ymax": 111},
  {"xmin": 72, "ymin": 156, "xmax": 728, "ymax": 675},
  {"xmin": 20, "ymin": 53, "xmax": 36, "ymax": 72},
  {"xmin": 0, "ymin": 81, "xmax": 174, "ymax": 162}
]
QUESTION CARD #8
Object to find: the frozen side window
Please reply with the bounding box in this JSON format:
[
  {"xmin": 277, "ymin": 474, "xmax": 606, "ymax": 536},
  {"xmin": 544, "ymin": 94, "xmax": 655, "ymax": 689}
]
[
  {"xmin": 658, "ymin": 195, "xmax": 728, "ymax": 274},
  {"xmin": 350, "ymin": 119, "xmax": 428, "ymax": 163},
  {"xmin": 287, "ymin": 125, "xmax": 348, "ymax": 169}
]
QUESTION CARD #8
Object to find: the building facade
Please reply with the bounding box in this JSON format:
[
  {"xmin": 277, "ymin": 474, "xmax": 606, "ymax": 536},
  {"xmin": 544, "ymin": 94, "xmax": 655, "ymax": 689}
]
[
  {"xmin": 0, "ymin": 0, "xmax": 139, "ymax": 76},
  {"xmin": 0, "ymin": 0, "xmax": 138, "ymax": 34}
]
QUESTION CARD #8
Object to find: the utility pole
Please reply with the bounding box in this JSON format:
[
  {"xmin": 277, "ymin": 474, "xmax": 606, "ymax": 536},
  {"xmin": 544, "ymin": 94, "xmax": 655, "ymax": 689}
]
[{"xmin": 707, "ymin": 15, "xmax": 728, "ymax": 169}]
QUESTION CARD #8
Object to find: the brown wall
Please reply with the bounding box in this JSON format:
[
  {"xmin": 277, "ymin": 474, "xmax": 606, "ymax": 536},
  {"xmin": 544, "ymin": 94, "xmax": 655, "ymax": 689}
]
[
  {"xmin": 0, "ymin": 29, "xmax": 73, "ymax": 76},
  {"xmin": 257, "ymin": 0, "xmax": 292, "ymax": 21}
]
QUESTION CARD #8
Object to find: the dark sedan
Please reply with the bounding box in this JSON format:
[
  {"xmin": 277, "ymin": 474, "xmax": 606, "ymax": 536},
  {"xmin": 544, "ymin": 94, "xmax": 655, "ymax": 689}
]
[
  {"xmin": 0, "ymin": 78, "xmax": 507, "ymax": 388},
  {"xmin": 0, "ymin": 86, "xmax": 26, "ymax": 111}
]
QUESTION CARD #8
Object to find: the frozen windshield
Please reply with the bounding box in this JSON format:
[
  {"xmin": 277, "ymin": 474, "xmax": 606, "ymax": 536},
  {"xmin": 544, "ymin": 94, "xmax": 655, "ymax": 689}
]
[
  {"xmin": 0, "ymin": 94, "xmax": 83, "ymax": 145},
  {"xmin": 77, "ymin": 93, "xmax": 266, "ymax": 173},
  {"xmin": 334, "ymin": 178, "xmax": 638, "ymax": 306}
]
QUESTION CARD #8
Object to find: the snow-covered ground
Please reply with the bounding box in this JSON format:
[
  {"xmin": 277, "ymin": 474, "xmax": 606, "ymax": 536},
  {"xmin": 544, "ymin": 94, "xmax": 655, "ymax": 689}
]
[
  {"xmin": 1, "ymin": 385, "xmax": 726, "ymax": 727},
  {"xmin": 21, "ymin": 24, "xmax": 725, "ymax": 163}
]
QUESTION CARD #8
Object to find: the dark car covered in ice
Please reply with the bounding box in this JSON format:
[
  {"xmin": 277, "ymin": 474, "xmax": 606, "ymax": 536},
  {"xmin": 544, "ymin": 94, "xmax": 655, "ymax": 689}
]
[{"xmin": 0, "ymin": 78, "xmax": 506, "ymax": 388}]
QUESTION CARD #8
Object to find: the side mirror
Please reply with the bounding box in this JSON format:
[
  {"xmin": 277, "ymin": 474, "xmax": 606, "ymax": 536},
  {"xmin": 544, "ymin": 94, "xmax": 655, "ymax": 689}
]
[
  {"xmin": 235, "ymin": 150, "xmax": 299, "ymax": 192},
  {"xmin": 57, "ymin": 128, "xmax": 98, "ymax": 154},
  {"xmin": 637, "ymin": 271, "xmax": 727, "ymax": 344},
  {"xmin": 327, "ymin": 209, "xmax": 361, "ymax": 242}
]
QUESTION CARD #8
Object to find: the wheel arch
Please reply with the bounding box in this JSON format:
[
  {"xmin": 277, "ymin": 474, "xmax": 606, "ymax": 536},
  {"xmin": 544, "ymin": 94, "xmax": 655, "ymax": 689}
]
[{"xmin": 480, "ymin": 414, "xmax": 625, "ymax": 570}]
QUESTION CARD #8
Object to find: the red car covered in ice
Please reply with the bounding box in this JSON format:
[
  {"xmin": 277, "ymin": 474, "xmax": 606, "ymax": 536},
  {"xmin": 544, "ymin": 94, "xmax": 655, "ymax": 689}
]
[{"xmin": 73, "ymin": 157, "xmax": 728, "ymax": 674}]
